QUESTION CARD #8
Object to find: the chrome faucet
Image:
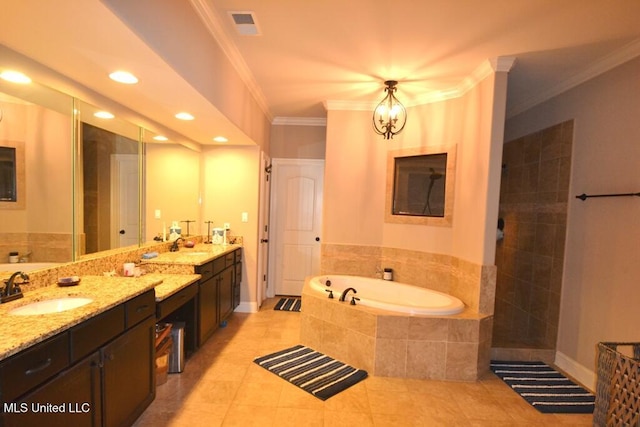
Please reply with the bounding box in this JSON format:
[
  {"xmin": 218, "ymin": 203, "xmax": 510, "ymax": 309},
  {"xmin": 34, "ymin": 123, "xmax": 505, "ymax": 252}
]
[
  {"xmin": 169, "ymin": 237, "xmax": 184, "ymax": 252},
  {"xmin": 1, "ymin": 271, "xmax": 29, "ymax": 303},
  {"xmin": 339, "ymin": 287, "xmax": 357, "ymax": 302}
]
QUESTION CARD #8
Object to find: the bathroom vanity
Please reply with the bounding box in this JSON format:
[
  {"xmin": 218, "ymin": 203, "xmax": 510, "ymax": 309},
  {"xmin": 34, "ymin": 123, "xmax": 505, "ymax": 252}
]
[{"xmin": 0, "ymin": 244, "xmax": 243, "ymax": 427}]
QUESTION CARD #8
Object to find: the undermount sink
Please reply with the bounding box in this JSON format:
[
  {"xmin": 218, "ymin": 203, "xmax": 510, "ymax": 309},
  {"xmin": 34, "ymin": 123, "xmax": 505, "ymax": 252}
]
[
  {"xmin": 184, "ymin": 252, "xmax": 209, "ymax": 256},
  {"xmin": 9, "ymin": 297, "xmax": 93, "ymax": 316}
]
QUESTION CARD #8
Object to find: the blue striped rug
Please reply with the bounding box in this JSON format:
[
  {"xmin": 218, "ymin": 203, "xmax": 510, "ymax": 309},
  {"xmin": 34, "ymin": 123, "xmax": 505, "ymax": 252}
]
[
  {"xmin": 254, "ymin": 345, "xmax": 368, "ymax": 400},
  {"xmin": 490, "ymin": 361, "xmax": 595, "ymax": 414},
  {"xmin": 273, "ymin": 297, "xmax": 301, "ymax": 312}
]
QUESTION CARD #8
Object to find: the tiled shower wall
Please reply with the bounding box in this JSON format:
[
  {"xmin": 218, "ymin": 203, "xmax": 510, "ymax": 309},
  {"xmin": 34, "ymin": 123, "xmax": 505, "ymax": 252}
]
[{"xmin": 492, "ymin": 120, "xmax": 573, "ymax": 349}]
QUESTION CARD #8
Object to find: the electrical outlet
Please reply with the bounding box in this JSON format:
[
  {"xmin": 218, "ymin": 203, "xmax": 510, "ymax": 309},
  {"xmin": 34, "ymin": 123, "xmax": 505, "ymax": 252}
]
[
  {"xmin": 154, "ymin": 209, "xmax": 161, "ymax": 219},
  {"xmin": 223, "ymin": 222, "xmax": 231, "ymax": 230},
  {"xmin": 241, "ymin": 212, "xmax": 248, "ymax": 223}
]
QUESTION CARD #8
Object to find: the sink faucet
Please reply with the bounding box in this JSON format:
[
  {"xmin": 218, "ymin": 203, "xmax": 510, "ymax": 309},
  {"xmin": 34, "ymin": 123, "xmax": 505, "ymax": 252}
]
[
  {"xmin": 1, "ymin": 271, "xmax": 29, "ymax": 303},
  {"xmin": 169, "ymin": 237, "xmax": 184, "ymax": 252},
  {"xmin": 339, "ymin": 287, "xmax": 357, "ymax": 302}
]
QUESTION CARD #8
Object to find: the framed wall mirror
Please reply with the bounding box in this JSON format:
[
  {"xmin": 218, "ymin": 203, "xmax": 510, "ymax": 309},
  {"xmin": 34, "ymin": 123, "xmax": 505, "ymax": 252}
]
[
  {"xmin": 385, "ymin": 145, "xmax": 456, "ymax": 227},
  {"xmin": 0, "ymin": 146, "xmax": 17, "ymax": 202}
]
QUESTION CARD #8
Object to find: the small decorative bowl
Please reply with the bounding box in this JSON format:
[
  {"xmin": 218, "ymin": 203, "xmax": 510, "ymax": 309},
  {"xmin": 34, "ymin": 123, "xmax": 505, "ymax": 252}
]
[{"xmin": 58, "ymin": 276, "xmax": 81, "ymax": 287}]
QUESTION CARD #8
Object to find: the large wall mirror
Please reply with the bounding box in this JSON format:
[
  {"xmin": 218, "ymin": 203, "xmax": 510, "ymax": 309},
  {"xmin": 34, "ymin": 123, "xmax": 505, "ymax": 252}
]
[
  {"xmin": 385, "ymin": 145, "xmax": 456, "ymax": 227},
  {"xmin": 0, "ymin": 83, "xmax": 74, "ymax": 263},
  {"xmin": 1, "ymin": 73, "xmax": 202, "ymax": 264}
]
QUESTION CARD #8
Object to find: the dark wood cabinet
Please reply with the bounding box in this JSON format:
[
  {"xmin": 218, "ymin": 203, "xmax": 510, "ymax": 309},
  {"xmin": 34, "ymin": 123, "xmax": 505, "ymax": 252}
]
[
  {"xmin": 0, "ymin": 290, "xmax": 156, "ymax": 427},
  {"xmin": 2, "ymin": 351, "xmax": 102, "ymax": 427},
  {"xmin": 102, "ymin": 316, "xmax": 155, "ymax": 427},
  {"xmin": 218, "ymin": 266, "xmax": 234, "ymax": 323},
  {"xmin": 198, "ymin": 274, "xmax": 219, "ymax": 346},
  {"xmin": 234, "ymin": 249, "xmax": 242, "ymax": 309}
]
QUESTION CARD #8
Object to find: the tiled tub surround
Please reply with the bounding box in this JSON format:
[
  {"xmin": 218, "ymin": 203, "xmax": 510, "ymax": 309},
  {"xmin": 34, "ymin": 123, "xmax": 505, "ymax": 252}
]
[
  {"xmin": 300, "ymin": 279, "xmax": 492, "ymax": 381},
  {"xmin": 315, "ymin": 243, "xmax": 496, "ymax": 381},
  {"xmin": 321, "ymin": 243, "xmax": 496, "ymax": 315}
]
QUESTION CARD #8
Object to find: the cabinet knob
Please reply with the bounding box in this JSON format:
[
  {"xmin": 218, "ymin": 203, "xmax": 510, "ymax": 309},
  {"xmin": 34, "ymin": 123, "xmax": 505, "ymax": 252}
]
[
  {"xmin": 315, "ymin": 237, "xmax": 320, "ymax": 242},
  {"xmin": 119, "ymin": 229, "xmax": 126, "ymax": 235},
  {"xmin": 260, "ymin": 238, "xmax": 269, "ymax": 243}
]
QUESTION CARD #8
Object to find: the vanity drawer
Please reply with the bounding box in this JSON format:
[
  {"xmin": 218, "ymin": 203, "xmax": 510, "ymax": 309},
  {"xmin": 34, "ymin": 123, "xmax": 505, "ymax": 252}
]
[
  {"xmin": 225, "ymin": 251, "xmax": 235, "ymax": 267},
  {"xmin": 156, "ymin": 283, "xmax": 198, "ymax": 319},
  {"xmin": 212, "ymin": 256, "xmax": 227, "ymax": 275},
  {"xmin": 0, "ymin": 332, "xmax": 70, "ymax": 402},
  {"xmin": 125, "ymin": 290, "xmax": 155, "ymax": 328},
  {"xmin": 70, "ymin": 304, "xmax": 125, "ymax": 363},
  {"xmin": 196, "ymin": 261, "xmax": 214, "ymax": 282}
]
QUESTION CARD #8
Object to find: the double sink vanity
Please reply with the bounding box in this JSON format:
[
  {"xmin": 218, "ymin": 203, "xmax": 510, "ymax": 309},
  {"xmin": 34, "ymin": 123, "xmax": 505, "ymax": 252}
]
[{"xmin": 0, "ymin": 243, "xmax": 242, "ymax": 427}]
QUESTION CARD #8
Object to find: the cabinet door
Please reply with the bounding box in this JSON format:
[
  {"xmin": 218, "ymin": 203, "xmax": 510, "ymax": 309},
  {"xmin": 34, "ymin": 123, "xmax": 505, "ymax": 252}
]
[
  {"xmin": 2, "ymin": 351, "xmax": 102, "ymax": 427},
  {"xmin": 218, "ymin": 267, "xmax": 234, "ymax": 322},
  {"xmin": 101, "ymin": 316, "xmax": 155, "ymax": 427},
  {"xmin": 198, "ymin": 276, "xmax": 218, "ymax": 346}
]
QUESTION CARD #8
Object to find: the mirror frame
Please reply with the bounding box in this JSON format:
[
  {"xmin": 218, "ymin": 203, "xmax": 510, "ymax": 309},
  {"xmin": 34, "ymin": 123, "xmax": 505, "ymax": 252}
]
[
  {"xmin": 0, "ymin": 142, "xmax": 25, "ymax": 209},
  {"xmin": 385, "ymin": 144, "xmax": 456, "ymax": 227}
]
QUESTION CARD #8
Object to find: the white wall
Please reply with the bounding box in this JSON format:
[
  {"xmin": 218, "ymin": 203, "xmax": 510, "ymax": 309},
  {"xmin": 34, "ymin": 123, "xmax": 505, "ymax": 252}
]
[{"xmin": 505, "ymin": 56, "xmax": 640, "ymax": 384}]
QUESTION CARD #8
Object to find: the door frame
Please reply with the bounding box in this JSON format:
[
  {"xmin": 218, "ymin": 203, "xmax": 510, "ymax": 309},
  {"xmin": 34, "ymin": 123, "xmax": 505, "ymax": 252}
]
[
  {"xmin": 267, "ymin": 158, "xmax": 325, "ymax": 298},
  {"xmin": 256, "ymin": 151, "xmax": 271, "ymax": 308}
]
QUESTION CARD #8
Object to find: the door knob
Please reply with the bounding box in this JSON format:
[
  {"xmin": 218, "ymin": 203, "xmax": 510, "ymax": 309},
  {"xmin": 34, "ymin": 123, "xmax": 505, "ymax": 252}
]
[{"xmin": 119, "ymin": 229, "xmax": 125, "ymax": 235}]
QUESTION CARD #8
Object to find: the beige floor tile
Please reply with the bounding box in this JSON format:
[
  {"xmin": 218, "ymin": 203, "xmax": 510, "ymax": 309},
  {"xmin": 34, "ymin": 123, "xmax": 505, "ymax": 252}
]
[
  {"xmin": 274, "ymin": 407, "xmax": 324, "ymax": 426},
  {"xmin": 135, "ymin": 298, "xmax": 595, "ymax": 427},
  {"xmin": 324, "ymin": 410, "xmax": 375, "ymax": 427},
  {"xmin": 222, "ymin": 404, "xmax": 278, "ymax": 427},
  {"xmin": 232, "ymin": 380, "xmax": 283, "ymax": 407},
  {"xmin": 277, "ymin": 383, "xmax": 325, "ymax": 410}
]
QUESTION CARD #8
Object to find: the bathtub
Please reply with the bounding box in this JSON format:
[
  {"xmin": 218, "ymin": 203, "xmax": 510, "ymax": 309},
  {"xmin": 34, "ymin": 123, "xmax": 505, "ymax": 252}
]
[
  {"xmin": 0, "ymin": 262, "xmax": 60, "ymax": 273},
  {"xmin": 308, "ymin": 274, "xmax": 464, "ymax": 315}
]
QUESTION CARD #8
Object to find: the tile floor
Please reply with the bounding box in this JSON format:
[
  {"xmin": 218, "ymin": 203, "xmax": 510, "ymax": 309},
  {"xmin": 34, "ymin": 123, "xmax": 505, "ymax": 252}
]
[{"xmin": 134, "ymin": 298, "xmax": 593, "ymax": 426}]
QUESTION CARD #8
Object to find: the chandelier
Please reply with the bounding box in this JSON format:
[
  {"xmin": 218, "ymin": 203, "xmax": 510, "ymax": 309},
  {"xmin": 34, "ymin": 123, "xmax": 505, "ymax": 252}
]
[{"xmin": 372, "ymin": 80, "xmax": 407, "ymax": 140}]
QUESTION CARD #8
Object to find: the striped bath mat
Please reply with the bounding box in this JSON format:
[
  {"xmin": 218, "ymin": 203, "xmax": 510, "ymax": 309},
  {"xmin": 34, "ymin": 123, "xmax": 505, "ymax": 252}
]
[
  {"xmin": 490, "ymin": 361, "xmax": 595, "ymax": 414},
  {"xmin": 274, "ymin": 297, "xmax": 301, "ymax": 312},
  {"xmin": 254, "ymin": 345, "xmax": 368, "ymax": 400}
]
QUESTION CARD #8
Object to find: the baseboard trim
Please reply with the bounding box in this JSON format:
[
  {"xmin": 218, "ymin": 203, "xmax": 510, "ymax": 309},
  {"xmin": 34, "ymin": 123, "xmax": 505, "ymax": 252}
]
[
  {"xmin": 234, "ymin": 302, "xmax": 258, "ymax": 313},
  {"xmin": 555, "ymin": 350, "xmax": 596, "ymax": 391}
]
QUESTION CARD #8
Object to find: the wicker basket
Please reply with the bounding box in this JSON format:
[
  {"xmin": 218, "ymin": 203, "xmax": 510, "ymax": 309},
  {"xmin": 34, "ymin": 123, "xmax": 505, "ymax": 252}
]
[{"xmin": 595, "ymin": 342, "xmax": 640, "ymax": 426}]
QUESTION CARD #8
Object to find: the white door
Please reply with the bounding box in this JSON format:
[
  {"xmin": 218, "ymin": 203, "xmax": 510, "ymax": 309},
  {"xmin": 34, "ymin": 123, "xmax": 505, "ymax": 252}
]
[
  {"xmin": 111, "ymin": 154, "xmax": 139, "ymax": 248},
  {"xmin": 270, "ymin": 159, "xmax": 324, "ymax": 296},
  {"xmin": 256, "ymin": 152, "xmax": 271, "ymax": 308}
]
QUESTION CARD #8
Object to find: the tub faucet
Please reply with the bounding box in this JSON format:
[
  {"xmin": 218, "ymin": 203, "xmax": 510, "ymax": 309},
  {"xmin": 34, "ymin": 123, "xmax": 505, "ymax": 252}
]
[
  {"xmin": 1, "ymin": 271, "xmax": 29, "ymax": 303},
  {"xmin": 339, "ymin": 287, "xmax": 357, "ymax": 302}
]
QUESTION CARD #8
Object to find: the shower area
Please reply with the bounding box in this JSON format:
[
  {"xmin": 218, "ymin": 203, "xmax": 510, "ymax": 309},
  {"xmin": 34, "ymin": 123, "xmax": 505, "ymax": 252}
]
[{"xmin": 492, "ymin": 120, "xmax": 573, "ymax": 360}]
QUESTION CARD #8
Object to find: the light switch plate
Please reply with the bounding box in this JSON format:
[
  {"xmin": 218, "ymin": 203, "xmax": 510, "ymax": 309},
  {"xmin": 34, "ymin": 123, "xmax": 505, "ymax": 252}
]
[
  {"xmin": 154, "ymin": 209, "xmax": 161, "ymax": 219},
  {"xmin": 241, "ymin": 212, "xmax": 248, "ymax": 222}
]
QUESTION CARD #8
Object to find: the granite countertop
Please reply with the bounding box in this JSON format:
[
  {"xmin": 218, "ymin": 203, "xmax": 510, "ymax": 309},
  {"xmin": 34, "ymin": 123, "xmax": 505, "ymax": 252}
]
[
  {"xmin": 0, "ymin": 273, "xmax": 195, "ymax": 362},
  {"xmin": 141, "ymin": 244, "xmax": 240, "ymax": 266},
  {"xmin": 152, "ymin": 273, "xmax": 201, "ymax": 301}
]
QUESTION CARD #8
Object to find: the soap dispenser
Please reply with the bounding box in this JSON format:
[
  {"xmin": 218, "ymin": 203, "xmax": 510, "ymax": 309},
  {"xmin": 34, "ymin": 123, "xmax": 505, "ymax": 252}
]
[{"xmin": 169, "ymin": 221, "xmax": 182, "ymax": 241}]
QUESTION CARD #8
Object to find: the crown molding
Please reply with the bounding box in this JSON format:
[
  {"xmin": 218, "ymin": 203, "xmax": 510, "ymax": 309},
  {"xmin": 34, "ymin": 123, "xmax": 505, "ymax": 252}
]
[
  {"xmin": 507, "ymin": 38, "xmax": 640, "ymax": 118},
  {"xmin": 272, "ymin": 116, "xmax": 327, "ymax": 126},
  {"xmin": 325, "ymin": 56, "xmax": 516, "ymax": 111},
  {"xmin": 189, "ymin": 0, "xmax": 272, "ymax": 121}
]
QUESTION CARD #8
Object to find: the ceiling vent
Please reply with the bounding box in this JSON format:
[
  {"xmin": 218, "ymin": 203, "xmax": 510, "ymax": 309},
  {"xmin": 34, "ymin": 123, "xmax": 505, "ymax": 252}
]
[{"xmin": 228, "ymin": 11, "xmax": 260, "ymax": 36}]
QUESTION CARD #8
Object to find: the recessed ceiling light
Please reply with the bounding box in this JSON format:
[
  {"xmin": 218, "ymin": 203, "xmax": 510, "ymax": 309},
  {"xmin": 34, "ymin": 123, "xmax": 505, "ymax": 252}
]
[
  {"xmin": 213, "ymin": 136, "xmax": 228, "ymax": 143},
  {"xmin": 175, "ymin": 112, "xmax": 194, "ymax": 121},
  {"xmin": 0, "ymin": 70, "xmax": 32, "ymax": 84},
  {"xmin": 109, "ymin": 70, "xmax": 138, "ymax": 84},
  {"xmin": 94, "ymin": 111, "xmax": 114, "ymax": 119},
  {"xmin": 153, "ymin": 135, "xmax": 169, "ymax": 141}
]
